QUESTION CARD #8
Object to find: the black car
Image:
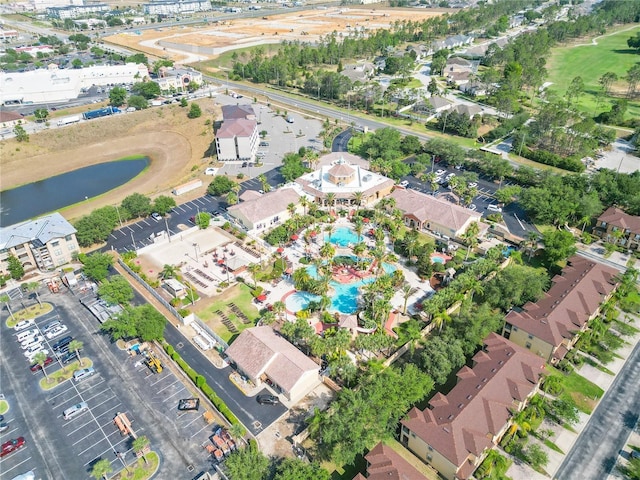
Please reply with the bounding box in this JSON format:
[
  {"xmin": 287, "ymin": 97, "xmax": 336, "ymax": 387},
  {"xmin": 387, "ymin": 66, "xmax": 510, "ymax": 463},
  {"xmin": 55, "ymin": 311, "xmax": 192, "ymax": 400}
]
[
  {"xmin": 60, "ymin": 351, "xmax": 79, "ymax": 364},
  {"xmin": 52, "ymin": 335, "xmax": 73, "ymax": 351},
  {"xmin": 256, "ymin": 394, "xmax": 279, "ymax": 405}
]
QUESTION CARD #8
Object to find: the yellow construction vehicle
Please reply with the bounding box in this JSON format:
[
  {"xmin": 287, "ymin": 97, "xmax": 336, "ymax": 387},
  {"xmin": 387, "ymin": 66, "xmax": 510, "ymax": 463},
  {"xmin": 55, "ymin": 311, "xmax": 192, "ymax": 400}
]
[{"xmin": 145, "ymin": 352, "xmax": 163, "ymax": 374}]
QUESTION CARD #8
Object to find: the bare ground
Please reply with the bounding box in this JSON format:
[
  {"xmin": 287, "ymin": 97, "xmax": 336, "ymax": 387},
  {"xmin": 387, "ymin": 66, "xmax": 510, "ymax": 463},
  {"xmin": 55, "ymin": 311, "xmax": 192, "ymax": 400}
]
[{"xmin": 0, "ymin": 99, "xmax": 220, "ymax": 222}]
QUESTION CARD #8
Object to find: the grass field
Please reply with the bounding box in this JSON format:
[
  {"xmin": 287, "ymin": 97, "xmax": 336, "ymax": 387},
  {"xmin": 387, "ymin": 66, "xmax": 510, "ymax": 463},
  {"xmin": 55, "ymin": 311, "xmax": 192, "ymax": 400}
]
[
  {"xmin": 546, "ymin": 25, "xmax": 640, "ymax": 120},
  {"xmin": 545, "ymin": 365, "xmax": 604, "ymax": 414},
  {"xmin": 196, "ymin": 283, "xmax": 259, "ymax": 342}
]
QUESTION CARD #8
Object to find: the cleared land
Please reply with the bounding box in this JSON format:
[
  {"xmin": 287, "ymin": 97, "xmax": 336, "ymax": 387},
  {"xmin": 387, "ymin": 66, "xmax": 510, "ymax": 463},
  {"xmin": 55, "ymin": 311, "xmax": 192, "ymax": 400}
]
[
  {"xmin": 104, "ymin": 7, "xmax": 443, "ymax": 63},
  {"xmin": 546, "ymin": 24, "xmax": 640, "ymax": 119},
  {"xmin": 0, "ymin": 100, "xmax": 219, "ymax": 221}
]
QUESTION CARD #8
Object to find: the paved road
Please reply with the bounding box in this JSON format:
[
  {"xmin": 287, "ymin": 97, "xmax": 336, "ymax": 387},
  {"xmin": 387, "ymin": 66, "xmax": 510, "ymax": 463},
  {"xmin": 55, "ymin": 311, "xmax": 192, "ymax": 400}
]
[
  {"xmin": 554, "ymin": 340, "xmax": 640, "ymax": 480},
  {"xmin": 332, "ymin": 129, "xmax": 352, "ymax": 152}
]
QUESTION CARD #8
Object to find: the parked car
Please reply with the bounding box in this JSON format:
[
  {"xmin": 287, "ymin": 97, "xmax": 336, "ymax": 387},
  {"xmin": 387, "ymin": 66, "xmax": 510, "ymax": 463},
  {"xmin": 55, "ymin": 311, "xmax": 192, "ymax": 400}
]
[
  {"xmin": 205, "ymin": 167, "xmax": 217, "ymax": 175},
  {"xmin": 487, "ymin": 204, "xmax": 502, "ymax": 213},
  {"xmin": 30, "ymin": 356, "xmax": 54, "ymax": 372},
  {"xmin": 468, "ymin": 182, "xmax": 478, "ymax": 188},
  {"xmin": 256, "ymin": 394, "xmax": 279, "ymax": 405},
  {"xmin": 435, "ymin": 169, "xmax": 446, "ymax": 176},
  {"xmin": 25, "ymin": 349, "xmax": 49, "ymax": 362},
  {"xmin": 1, "ymin": 437, "xmax": 25, "ymax": 457},
  {"xmin": 73, "ymin": 367, "xmax": 95, "ymax": 382},
  {"xmin": 60, "ymin": 351, "xmax": 79, "ymax": 364},
  {"xmin": 259, "ymin": 141, "xmax": 269, "ymax": 147},
  {"xmin": 468, "ymin": 204, "xmax": 477, "ymax": 211},
  {"xmin": 52, "ymin": 335, "xmax": 73, "ymax": 352},
  {"xmin": 151, "ymin": 212, "xmax": 162, "ymax": 221},
  {"xmin": 21, "ymin": 336, "xmax": 44, "ymax": 350},
  {"xmin": 63, "ymin": 402, "xmax": 88, "ymax": 420},
  {"xmin": 399, "ymin": 180, "xmax": 409, "ymax": 187},
  {"xmin": 16, "ymin": 329, "xmax": 38, "ymax": 343},
  {"xmin": 445, "ymin": 173, "xmax": 456, "ymax": 180},
  {"xmin": 23, "ymin": 344, "xmax": 45, "ymax": 357},
  {"xmin": 42, "ymin": 321, "xmax": 61, "ymax": 334},
  {"xmin": 0, "ymin": 423, "xmax": 9, "ymax": 433},
  {"xmin": 285, "ymin": 116, "xmax": 294, "ymax": 123},
  {"xmin": 45, "ymin": 325, "xmax": 68, "ymax": 339},
  {"xmin": 14, "ymin": 319, "xmax": 35, "ymax": 331}
]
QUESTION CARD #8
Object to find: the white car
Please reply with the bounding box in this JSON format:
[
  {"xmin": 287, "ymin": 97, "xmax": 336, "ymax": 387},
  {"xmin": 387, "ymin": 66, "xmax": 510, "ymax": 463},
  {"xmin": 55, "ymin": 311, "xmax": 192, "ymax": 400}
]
[
  {"xmin": 468, "ymin": 182, "xmax": 478, "ymax": 188},
  {"xmin": 487, "ymin": 204, "xmax": 502, "ymax": 213},
  {"xmin": 25, "ymin": 349, "xmax": 49, "ymax": 362},
  {"xmin": 23, "ymin": 344, "xmax": 46, "ymax": 357},
  {"xmin": 399, "ymin": 180, "xmax": 409, "ymax": 187},
  {"xmin": 435, "ymin": 169, "xmax": 446, "ymax": 176},
  {"xmin": 14, "ymin": 319, "xmax": 35, "ymax": 331},
  {"xmin": 468, "ymin": 204, "xmax": 477, "ymax": 211},
  {"xmin": 17, "ymin": 328, "xmax": 39, "ymax": 343},
  {"xmin": 45, "ymin": 324, "xmax": 68, "ymax": 339},
  {"xmin": 204, "ymin": 167, "xmax": 218, "ymax": 175},
  {"xmin": 445, "ymin": 173, "xmax": 456, "ymax": 180},
  {"xmin": 21, "ymin": 336, "xmax": 44, "ymax": 349}
]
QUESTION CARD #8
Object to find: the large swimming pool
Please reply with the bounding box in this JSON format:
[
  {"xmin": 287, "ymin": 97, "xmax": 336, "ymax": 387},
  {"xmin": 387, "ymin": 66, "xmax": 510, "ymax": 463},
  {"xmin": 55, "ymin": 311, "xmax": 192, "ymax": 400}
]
[
  {"xmin": 325, "ymin": 227, "xmax": 362, "ymax": 247},
  {"xmin": 285, "ymin": 262, "xmax": 396, "ymax": 314}
]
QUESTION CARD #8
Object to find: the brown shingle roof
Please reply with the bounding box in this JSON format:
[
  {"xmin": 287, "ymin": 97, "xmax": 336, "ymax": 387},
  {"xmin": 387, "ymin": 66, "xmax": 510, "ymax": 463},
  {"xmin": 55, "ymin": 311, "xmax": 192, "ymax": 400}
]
[
  {"xmin": 598, "ymin": 206, "xmax": 640, "ymax": 235},
  {"xmin": 221, "ymin": 104, "xmax": 255, "ymax": 120},
  {"xmin": 328, "ymin": 163, "xmax": 355, "ymax": 178},
  {"xmin": 401, "ymin": 333, "xmax": 545, "ymax": 478},
  {"xmin": 353, "ymin": 442, "xmax": 429, "ymax": 480},
  {"xmin": 224, "ymin": 326, "xmax": 318, "ymax": 393},
  {"xmin": 217, "ymin": 118, "xmax": 256, "ymax": 138},
  {"xmin": 390, "ymin": 189, "xmax": 481, "ymax": 233},
  {"xmin": 505, "ymin": 256, "xmax": 618, "ymax": 347},
  {"xmin": 0, "ymin": 110, "xmax": 23, "ymax": 123}
]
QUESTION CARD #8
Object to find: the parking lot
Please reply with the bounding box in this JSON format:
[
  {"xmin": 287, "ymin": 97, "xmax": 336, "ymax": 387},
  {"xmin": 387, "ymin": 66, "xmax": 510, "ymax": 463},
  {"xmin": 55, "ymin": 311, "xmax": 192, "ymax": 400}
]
[{"xmin": 0, "ymin": 286, "xmax": 222, "ymax": 478}]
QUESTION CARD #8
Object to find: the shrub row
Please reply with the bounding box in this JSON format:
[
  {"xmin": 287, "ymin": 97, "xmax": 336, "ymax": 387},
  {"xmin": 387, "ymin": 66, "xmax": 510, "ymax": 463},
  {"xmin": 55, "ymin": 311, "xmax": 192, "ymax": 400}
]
[
  {"xmin": 163, "ymin": 342, "xmax": 241, "ymax": 426},
  {"xmin": 520, "ymin": 146, "xmax": 585, "ymax": 173}
]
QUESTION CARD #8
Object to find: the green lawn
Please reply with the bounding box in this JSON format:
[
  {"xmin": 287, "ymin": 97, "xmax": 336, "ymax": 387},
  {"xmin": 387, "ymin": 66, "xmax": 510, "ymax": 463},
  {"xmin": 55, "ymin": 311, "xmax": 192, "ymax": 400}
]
[
  {"xmin": 545, "ymin": 365, "xmax": 604, "ymax": 414},
  {"xmin": 546, "ymin": 25, "xmax": 640, "ymax": 120},
  {"xmin": 196, "ymin": 283, "xmax": 260, "ymax": 342},
  {"xmin": 6, "ymin": 303, "xmax": 53, "ymax": 328},
  {"xmin": 39, "ymin": 358, "xmax": 93, "ymax": 390}
]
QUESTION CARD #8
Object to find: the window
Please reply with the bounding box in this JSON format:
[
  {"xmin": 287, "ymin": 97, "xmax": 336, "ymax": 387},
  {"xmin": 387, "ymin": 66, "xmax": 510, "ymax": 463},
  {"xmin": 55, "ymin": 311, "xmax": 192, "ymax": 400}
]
[
  {"xmin": 525, "ymin": 342, "xmax": 532, "ymax": 349},
  {"xmin": 65, "ymin": 235, "xmax": 73, "ymax": 241},
  {"xmin": 528, "ymin": 334, "xmax": 533, "ymax": 340},
  {"xmin": 427, "ymin": 455, "xmax": 433, "ymax": 461},
  {"xmin": 51, "ymin": 240, "xmax": 60, "ymax": 247},
  {"xmin": 428, "ymin": 446, "xmax": 433, "ymax": 452},
  {"xmin": 513, "ymin": 326, "xmax": 519, "ymax": 332},
  {"xmin": 54, "ymin": 249, "xmax": 62, "ymax": 256}
]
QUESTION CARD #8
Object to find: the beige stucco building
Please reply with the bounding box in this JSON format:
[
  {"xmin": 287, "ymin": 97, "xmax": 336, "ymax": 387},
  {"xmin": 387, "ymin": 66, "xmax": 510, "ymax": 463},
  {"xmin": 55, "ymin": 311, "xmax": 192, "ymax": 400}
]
[
  {"xmin": 224, "ymin": 326, "xmax": 321, "ymax": 403},
  {"xmin": 215, "ymin": 105, "xmax": 259, "ymax": 162},
  {"xmin": 401, "ymin": 333, "xmax": 545, "ymax": 480},
  {"xmin": 227, "ymin": 188, "xmax": 304, "ymax": 233},
  {"xmin": 503, "ymin": 255, "xmax": 618, "ymax": 363},
  {"xmin": 0, "ymin": 212, "xmax": 80, "ymax": 276}
]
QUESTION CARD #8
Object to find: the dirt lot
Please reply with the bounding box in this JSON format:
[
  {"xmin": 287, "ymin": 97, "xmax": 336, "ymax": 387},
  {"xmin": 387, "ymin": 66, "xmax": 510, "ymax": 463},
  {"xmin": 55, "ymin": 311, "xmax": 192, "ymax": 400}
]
[
  {"xmin": 0, "ymin": 100, "xmax": 219, "ymax": 221},
  {"xmin": 105, "ymin": 7, "xmax": 443, "ymax": 63}
]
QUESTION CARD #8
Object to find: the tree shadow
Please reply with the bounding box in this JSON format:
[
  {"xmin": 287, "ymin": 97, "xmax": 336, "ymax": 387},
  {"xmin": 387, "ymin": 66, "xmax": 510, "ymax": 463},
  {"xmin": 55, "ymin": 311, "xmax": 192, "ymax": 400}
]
[
  {"xmin": 622, "ymin": 409, "xmax": 639, "ymax": 429},
  {"xmin": 611, "ymin": 48, "xmax": 639, "ymax": 56}
]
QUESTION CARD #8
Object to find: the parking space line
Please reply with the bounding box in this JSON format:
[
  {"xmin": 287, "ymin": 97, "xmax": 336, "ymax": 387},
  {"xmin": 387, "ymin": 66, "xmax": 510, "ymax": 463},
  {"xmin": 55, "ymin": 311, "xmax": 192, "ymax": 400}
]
[
  {"xmin": 194, "ymin": 198, "xmax": 206, "ymax": 206},
  {"xmin": 83, "ymin": 393, "xmax": 117, "ymax": 409},
  {"xmin": 162, "ymin": 387, "xmax": 187, "ymax": 403},
  {"xmin": 156, "ymin": 379, "xmax": 181, "ymax": 394},
  {"xmin": 92, "ymin": 403, "xmax": 122, "ymax": 420},
  {"xmin": 47, "ymin": 384, "xmax": 78, "ymax": 401},
  {"xmin": 148, "ymin": 376, "xmax": 168, "ymax": 387},
  {"xmin": 73, "ymin": 428, "xmax": 109, "ymax": 447},
  {"xmin": 189, "ymin": 422, "xmax": 211, "ymax": 439},
  {"xmin": 78, "ymin": 437, "xmax": 111, "ymax": 456},
  {"xmin": 0, "ymin": 455, "xmax": 33, "ymax": 475}
]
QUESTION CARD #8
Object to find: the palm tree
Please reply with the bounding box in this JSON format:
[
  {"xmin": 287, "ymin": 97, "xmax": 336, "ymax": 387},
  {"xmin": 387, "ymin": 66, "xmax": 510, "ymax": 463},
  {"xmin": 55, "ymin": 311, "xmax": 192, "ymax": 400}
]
[
  {"xmin": 160, "ymin": 264, "xmax": 177, "ymax": 279},
  {"xmin": 299, "ymin": 196, "xmax": 309, "ymax": 216},
  {"xmin": 325, "ymin": 192, "xmax": 336, "ymax": 210},
  {"xmin": 352, "ymin": 191, "xmax": 364, "ymax": 211},
  {"xmin": 398, "ymin": 318, "xmax": 422, "ymax": 355},
  {"xmin": 353, "ymin": 217, "xmax": 364, "ymax": 241},
  {"xmin": 258, "ymin": 174, "xmax": 271, "ymax": 193},
  {"xmin": 525, "ymin": 231, "xmax": 540, "ymax": 260},
  {"xmin": 320, "ymin": 243, "xmax": 335, "ymax": 264},
  {"xmin": 228, "ymin": 423, "xmax": 247, "ymax": 446},
  {"xmin": 272, "ymin": 301, "xmax": 286, "ymax": 321},
  {"xmin": 401, "ymin": 283, "xmax": 415, "ymax": 315},
  {"xmin": 461, "ymin": 221, "xmax": 480, "ymax": 260},
  {"xmin": 27, "ymin": 281, "xmax": 42, "ymax": 306},
  {"xmin": 132, "ymin": 435, "xmax": 150, "ymax": 464},
  {"xmin": 0, "ymin": 294, "xmax": 15, "ymax": 321},
  {"xmin": 323, "ymin": 224, "xmax": 335, "ymax": 246},
  {"xmin": 34, "ymin": 351, "xmax": 51, "ymax": 384},
  {"xmin": 287, "ymin": 202, "xmax": 297, "ymax": 219},
  {"xmin": 352, "ymin": 242, "xmax": 367, "ymax": 257},
  {"xmin": 91, "ymin": 458, "xmax": 113, "ymax": 480},
  {"xmin": 247, "ymin": 263, "xmax": 261, "ymax": 288},
  {"xmin": 68, "ymin": 340, "xmax": 84, "ymax": 367},
  {"xmin": 432, "ymin": 310, "xmax": 451, "ymax": 332}
]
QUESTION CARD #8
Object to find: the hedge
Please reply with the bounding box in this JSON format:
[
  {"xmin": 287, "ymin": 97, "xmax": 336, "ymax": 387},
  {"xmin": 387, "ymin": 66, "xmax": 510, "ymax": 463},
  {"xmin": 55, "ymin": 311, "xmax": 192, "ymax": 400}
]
[
  {"xmin": 162, "ymin": 341, "xmax": 241, "ymax": 426},
  {"xmin": 520, "ymin": 146, "xmax": 585, "ymax": 173}
]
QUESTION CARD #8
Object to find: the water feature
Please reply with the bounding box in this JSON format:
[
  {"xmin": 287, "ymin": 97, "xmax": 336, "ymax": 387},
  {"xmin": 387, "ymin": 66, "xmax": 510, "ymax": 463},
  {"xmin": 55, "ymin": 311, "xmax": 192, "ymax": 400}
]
[
  {"xmin": 291, "ymin": 261, "xmax": 396, "ymax": 314},
  {"xmin": 0, "ymin": 157, "xmax": 149, "ymax": 225},
  {"xmin": 325, "ymin": 227, "xmax": 362, "ymax": 247}
]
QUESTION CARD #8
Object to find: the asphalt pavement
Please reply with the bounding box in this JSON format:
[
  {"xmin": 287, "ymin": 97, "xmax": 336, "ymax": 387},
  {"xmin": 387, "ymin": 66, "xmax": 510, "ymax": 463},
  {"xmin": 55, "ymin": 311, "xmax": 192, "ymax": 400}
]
[{"xmin": 554, "ymin": 340, "xmax": 640, "ymax": 480}]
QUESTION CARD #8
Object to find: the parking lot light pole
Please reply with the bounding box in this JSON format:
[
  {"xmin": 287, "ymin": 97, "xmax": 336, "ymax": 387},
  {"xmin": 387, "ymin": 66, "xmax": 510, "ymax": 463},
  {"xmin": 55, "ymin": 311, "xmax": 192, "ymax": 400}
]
[{"xmin": 130, "ymin": 232, "xmax": 136, "ymax": 250}]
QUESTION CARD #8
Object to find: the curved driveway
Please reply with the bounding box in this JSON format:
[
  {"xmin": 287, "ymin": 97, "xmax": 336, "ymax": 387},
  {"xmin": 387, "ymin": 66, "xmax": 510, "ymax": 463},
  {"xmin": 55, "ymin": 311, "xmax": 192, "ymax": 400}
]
[{"xmin": 554, "ymin": 340, "xmax": 640, "ymax": 480}]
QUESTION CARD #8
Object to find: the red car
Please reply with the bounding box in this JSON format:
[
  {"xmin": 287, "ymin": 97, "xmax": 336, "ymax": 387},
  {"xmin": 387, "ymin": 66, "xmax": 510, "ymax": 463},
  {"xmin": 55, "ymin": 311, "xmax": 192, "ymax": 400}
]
[
  {"xmin": 1, "ymin": 437, "xmax": 25, "ymax": 457},
  {"xmin": 30, "ymin": 357, "xmax": 54, "ymax": 372}
]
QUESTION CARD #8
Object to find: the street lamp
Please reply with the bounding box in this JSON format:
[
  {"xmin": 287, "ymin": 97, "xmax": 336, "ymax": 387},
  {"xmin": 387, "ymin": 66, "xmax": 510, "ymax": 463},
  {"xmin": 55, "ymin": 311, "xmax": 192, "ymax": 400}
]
[
  {"xmin": 115, "ymin": 204, "xmax": 123, "ymax": 227},
  {"xmin": 193, "ymin": 243, "xmax": 200, "ymax": 263}
]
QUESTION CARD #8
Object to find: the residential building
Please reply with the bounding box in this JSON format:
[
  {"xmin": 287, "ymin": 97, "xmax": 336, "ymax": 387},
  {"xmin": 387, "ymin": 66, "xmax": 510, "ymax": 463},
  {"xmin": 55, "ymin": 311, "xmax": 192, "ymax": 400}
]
[
  {"xmin": 353, "ymin": 441, "xmax": 436, "ymax": 480},
  {"xmin": 46, "ymin": 3, "xmax": 109, "ymax": 19},
  {"xmin": 453, "ymin": 104, "xmax": 482, "ymax": 118},
  {"xmin": 401, "ymin": 333, "xmax": 545, "ymax": 480},
  {"xmin": 215, "ymin": 105, "xmax": 258, "ymax": 162},
  {"xmin": 0, "ymin": 110, "xmax": 25, "ymax": 129},
  {"xmin": 389, "ymin": 188, "xmax": 484, "ymax": 238},
  {"xmin": 0, "ymin": 212, "xmax": 80, "ymax": 276},
  {"xmin": 503, "ymin": 255, "xmax": 618, "ymax": 363},
  {"xmin": 227, "ymin": 188, "xmax": 302, "ymax": 232},
  {"xmin": 224, "ymin": 326, "xmax": 321, "ymax": 403},
  {"xmin": 15, "ymin": 45, "xmax": 55, "ymax": 57},
  {"xmin": 155, "ymin": 66, "xmax": 203, "ymax": 93},
  {"xmin": 142, "ymin": 0, "xmax": 211, "ymax": 15},
  {"xmin": 0, "ymin": 63, "xmax": 148, "ymax": 105},
  {"xmin": 594, "ymin": 206, "xmax": 640, "ymax": 251},
  {"xmin": 339, "ymin": 62, "xmax": 375, "ymax": 82}
]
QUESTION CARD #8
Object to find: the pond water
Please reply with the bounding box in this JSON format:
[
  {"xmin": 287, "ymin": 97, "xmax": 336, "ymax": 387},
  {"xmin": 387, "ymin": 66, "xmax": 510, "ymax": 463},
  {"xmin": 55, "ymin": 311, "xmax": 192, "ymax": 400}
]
[{"xmin": 0, "ymin": 157, "xmax": 149, "ymax": 225}]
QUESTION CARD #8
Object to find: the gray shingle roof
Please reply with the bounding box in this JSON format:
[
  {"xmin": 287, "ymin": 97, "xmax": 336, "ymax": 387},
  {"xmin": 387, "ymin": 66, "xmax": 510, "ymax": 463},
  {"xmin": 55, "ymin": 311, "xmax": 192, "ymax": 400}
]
[{"xmin": 0, "ymin": 212, "xmax": 76, "ymax": 250}]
